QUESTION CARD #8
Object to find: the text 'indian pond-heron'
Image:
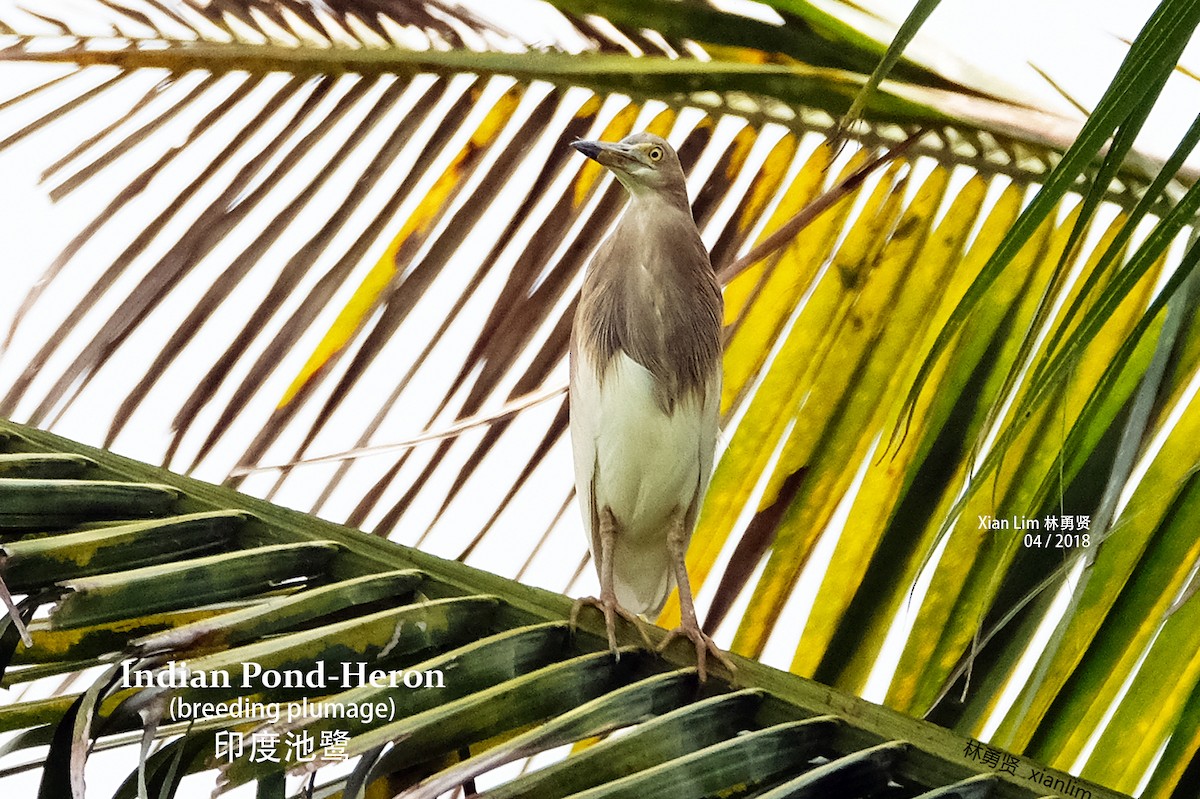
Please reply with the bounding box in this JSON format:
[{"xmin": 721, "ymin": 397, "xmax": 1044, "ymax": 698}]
[{"xmin": 568, "ymin": 131, "xmax": 734, "ymax": 681}]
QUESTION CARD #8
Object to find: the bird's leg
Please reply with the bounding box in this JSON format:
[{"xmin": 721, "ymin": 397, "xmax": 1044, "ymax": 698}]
[
  {"xmin": 657, "ymin": 513, "xmax": 736, "ymax": 682},
  {"xmin": 570, "ymin": 507, "xmax": 655, "ymax": 656}
]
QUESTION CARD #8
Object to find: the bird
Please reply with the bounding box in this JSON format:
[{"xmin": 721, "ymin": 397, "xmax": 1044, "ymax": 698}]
[{"xmin": 567, "ymin": 131, "xmax": 734, "ymax": 681}]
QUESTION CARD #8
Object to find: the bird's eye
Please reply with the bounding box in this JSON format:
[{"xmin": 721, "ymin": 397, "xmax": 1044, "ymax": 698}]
[{"xmin": 648, "ymin": 146, "xmax": 663, "ymax": 162}]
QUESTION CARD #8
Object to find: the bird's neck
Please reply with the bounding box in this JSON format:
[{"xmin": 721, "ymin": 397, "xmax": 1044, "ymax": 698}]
[
  {"xmin": 623, "ymin": 181, "xmax": 691, "ymax": 214},
  {"xmin": 619, "ymin": 190, "xmax": 697, "ymax": 257},
  {"xmin": 593, "ymin": 190, "xmax": 712, "ymax": 306}
]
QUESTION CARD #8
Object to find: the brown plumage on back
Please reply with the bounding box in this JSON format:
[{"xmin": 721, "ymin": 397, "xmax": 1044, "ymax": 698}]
[
  {"xmin": 568, "ymin": 131, "xmax": 733, "ymax": 681},
  {"xmin": 574, "ymin": 191, "xmax": 723, "ymax": 413}
]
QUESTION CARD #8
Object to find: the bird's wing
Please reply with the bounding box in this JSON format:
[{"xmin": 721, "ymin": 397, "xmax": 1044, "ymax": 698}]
[
  {"xmin": 684, "ymin": 370, "xmax": 721, "ymax": 536},
  {"xmin": 568, "ymin": 341, "xmax": 603, "ymax": 559}
]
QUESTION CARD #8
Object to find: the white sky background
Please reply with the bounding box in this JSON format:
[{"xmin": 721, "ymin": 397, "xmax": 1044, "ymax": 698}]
[{"xmin": 0, "ymin": 0, "xmax": 1198, "ymax": 796}]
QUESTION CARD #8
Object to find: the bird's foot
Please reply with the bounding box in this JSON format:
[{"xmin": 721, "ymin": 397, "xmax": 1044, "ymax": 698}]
[
  {"xmin": 570, "ymin": 594, "xmax": 655, "ymax": 656},
  {"xmin": 657, "ymin": 621, "xmax": 736, "ymax": 683}
]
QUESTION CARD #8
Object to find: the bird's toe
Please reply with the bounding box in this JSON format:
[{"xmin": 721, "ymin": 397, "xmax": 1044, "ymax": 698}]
[
  {"xmin": 570, "ymin": 595, "xmax": 619, "ymax": 656},
  {"xmin": 658, "ymin": 623, "xmax": 736, "ymax": 683},
  {"xmin": 570, "ymin": 595, "xmax": 654, "ymax": 656}
]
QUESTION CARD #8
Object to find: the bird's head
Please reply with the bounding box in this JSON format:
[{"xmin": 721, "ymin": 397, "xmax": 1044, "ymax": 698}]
[{"xmin": 571, "ymin": 132, "xmax": 686, "ymax": 198}]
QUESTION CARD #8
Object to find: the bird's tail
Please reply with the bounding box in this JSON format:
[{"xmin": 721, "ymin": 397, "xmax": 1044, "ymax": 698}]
[{"xmin": 612, "ymin": 537, "xmax": 674, "ymax": 616}]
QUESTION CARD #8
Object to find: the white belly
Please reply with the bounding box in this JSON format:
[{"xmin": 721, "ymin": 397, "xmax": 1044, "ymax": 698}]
[{"xmin": 570, "ymin": 350, "xmax": 718, "ymax": 613}]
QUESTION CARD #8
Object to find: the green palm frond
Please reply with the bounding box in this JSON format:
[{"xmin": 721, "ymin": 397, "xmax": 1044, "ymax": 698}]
[
  {"xmin": 1, "ymin": 0, "xmax": 1199, "ymax": 796},
  {"xmin": 0, "ymin": 419, "xmax": 1127, "ymax": 799}
]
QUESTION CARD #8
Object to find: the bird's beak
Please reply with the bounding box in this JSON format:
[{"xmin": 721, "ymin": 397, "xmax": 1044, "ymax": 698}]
[{"xmin": 571, "ymin": 139, "xmax": 634, "ymax": 169}]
